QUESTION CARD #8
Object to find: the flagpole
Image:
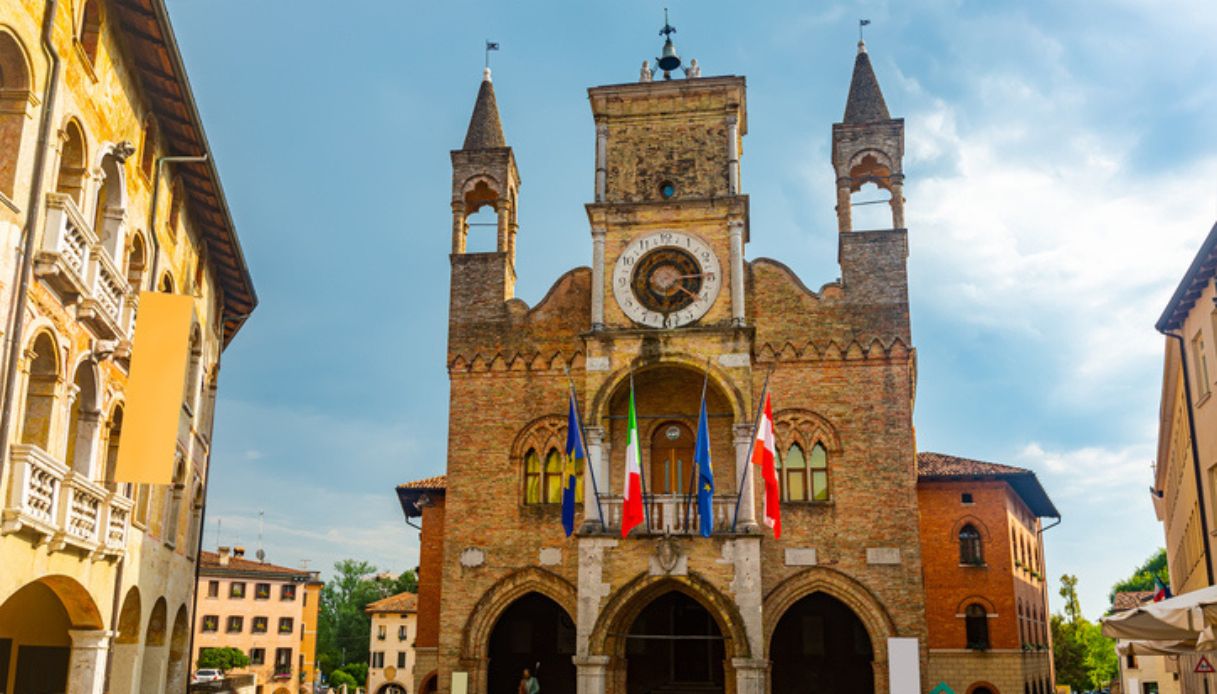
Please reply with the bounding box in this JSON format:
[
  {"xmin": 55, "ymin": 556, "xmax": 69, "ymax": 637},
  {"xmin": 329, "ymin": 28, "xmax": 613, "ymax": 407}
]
[
  {"xmin": 564, "ymin": 365, "xmax": 605, "ymax": 528},
  {"xmin": 630, "ymin": 368, "xmax": 653, "ymax": 534},
  {"xmin": 731, "ymin": 363, "xmax": 775, "ymax": 532},
  {"xmin": 683, "ymin": 361, "xmax": 711, "ymax": 531}
]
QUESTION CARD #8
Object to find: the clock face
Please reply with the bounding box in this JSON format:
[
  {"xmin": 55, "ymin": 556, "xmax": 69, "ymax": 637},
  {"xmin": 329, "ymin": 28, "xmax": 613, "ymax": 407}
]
[{"xmin": 612, "ymin": 231, "xmax": 722, "ymax": 328}]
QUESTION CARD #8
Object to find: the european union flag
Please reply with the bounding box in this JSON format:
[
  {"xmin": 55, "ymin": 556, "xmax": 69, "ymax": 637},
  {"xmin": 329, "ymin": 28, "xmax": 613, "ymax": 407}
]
[
  {"xmin": 562, "ymin": 393, "xmax": 585, "ymax": 537},
  {"xmin": 694, "ymin": 394, "xmax": 714, "ymax": 537}
]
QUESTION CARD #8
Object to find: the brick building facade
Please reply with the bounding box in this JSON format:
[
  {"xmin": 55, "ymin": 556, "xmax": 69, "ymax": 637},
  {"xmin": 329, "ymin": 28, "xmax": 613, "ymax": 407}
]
[{"xmin": 397, "ymin": 37, "xmax": 1060, "ymax": 694}]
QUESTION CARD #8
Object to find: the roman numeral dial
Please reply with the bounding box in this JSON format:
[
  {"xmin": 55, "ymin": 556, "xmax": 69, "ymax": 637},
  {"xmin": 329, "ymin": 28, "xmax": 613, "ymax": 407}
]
[{"xmin": 612, "ymin": 231, "xmax": 722, "ymax": 328}]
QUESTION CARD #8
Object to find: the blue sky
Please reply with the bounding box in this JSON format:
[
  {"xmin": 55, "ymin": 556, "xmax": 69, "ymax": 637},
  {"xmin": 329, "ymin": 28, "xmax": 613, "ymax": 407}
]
[{"xmin": 167, "ymin": 0, "xmax": 1217, "ymax": 619}]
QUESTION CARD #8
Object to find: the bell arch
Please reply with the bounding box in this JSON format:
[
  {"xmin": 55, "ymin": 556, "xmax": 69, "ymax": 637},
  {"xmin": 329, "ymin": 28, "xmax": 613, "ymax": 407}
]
[{"xmin": 590, "ymin": 357, "xmax": 745, "ymax": 425}]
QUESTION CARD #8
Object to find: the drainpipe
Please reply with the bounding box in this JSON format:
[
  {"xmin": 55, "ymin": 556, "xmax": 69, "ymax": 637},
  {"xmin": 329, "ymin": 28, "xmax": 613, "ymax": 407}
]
[
  {"xmin": 147, "ymin": 153, "xmax": 209, "ymax": 289},
  {"xmin": 1160, "ymin": 328, "xmax": 1215, "ymax": 586},
  {"xmin": 0, "ymin": 0, "xmax": 61, "ymax": 481}
]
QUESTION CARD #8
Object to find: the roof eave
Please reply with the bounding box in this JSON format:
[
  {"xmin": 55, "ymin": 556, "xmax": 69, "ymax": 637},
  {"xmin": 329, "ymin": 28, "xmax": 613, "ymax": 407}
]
[{"xmin": 1155, "ymin": 220, "xmax": 1217, "ymax": 332}]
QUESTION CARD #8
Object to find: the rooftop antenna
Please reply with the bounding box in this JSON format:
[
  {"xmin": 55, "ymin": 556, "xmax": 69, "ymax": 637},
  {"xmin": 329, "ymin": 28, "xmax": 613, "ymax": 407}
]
[
  {"xmin": 256, "ymin": 510, "xmax": 266, "ymax": 562},
  {"xmin": 215, "ymin": 517, "xmax": 222, "ymax": 548}
]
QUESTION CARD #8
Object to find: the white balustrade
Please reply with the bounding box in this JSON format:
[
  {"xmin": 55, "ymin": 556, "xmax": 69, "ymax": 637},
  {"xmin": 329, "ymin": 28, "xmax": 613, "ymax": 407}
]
[
  {"xmin": 103, "ymin": 493, "xmax": 133, "ymax": 551},
  {"xmin": 60, "ymin": 472, "xmax": 106, "ymax": 546},
  {"xmin": 3, "ymin": 444, "xmax": 67, "ymax": 533},
  {"xmin": 40, "ymin": 193, "xmax": 97, "ymax": 285},
  {"xmin": 597, "ymin": 494, "xmax": 740, "ymax": 535},
  {"xmin": 91, "ymin": 253, "xmax": 125, "ymax": 326}
]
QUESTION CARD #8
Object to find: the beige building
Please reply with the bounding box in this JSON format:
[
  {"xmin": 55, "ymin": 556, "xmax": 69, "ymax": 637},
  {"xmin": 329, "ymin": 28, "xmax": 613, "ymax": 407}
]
[
  {"xmin": 366, "ymin": 592, "xmax": 417, "ymax": 694},
  {"xmin": 193, "ymin": 548, "xmax": 323, "ymax": 694},
  {"xmin": 0, "ymin": 1, "xmax": 255, "ymax": 693},
  {"xmin": 1153, "ymin": 220, "xmax": 1217, "ymax": 690},
  {"xmin": 1113, "ymin": 592, "xmax": 1181, "ymax": 694}
]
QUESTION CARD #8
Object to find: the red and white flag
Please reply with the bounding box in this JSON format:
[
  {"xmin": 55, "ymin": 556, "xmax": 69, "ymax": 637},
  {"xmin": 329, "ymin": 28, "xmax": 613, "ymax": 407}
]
[
  {"xmin": 752, "ymin": 392, "xmax": 780, "ymax": 538},
  {"xmin": 621, "ymin": 387, "xmax": 645, "ymax": 537}
]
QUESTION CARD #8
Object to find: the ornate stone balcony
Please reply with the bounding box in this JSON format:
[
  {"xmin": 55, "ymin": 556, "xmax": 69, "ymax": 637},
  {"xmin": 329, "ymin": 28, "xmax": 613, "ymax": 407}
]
[
  {"xmin": 597, "ymin": 493, "xmax": 741, "ymax": 535},
  {"xmin": 2, "ymin": 443, "xmax": 132, "ymax": 557},
  {"xmin": 35, "ymin": 193, "xmax": 130, "ymax": 341}
]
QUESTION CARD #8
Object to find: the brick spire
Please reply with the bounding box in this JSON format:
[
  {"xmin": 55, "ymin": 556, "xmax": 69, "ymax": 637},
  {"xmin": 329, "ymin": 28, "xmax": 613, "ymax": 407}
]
[
  {"xmin": 843, "ymin": 41, "xmax": 891, "ymax": 124},
  {"xmin": 462, "ymin": 68, "xmax": 506, "ymax": 149}
]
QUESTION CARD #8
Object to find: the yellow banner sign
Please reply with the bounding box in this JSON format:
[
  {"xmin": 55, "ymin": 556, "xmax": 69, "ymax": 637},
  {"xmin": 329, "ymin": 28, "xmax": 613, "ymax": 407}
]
[{"xmin": 113, "ymin": 292, "xmax": 195, "ymax": 484}]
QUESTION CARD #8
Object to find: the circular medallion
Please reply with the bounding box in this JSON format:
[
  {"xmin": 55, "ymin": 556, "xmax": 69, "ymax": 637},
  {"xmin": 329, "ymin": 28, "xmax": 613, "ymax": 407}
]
[
  {"xmin": 665, "ymin": 425, "xmax": 682, "ymax": 440},
  {"xmin": 612, "ymin": 231, "xmax": 721, "ymax": 328}
]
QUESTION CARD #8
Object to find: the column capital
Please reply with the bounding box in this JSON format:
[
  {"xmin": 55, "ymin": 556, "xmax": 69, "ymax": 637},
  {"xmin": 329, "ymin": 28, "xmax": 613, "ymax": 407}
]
[
  {"xmin": 68, "ymin": 628, "xmax": 112, "ymax": 650},
  {"xmin": 590, "ymin": 226, "xmax": 607, "ymax": 240},
  {"xmin": 595, "ymin": 122, "xmax": 609, "ymax": 136},
  {"xmin": 585, "ymin": 425, "xmax": 605, "ymax": 444},
  {"xmin": 734, "ymin": 423, "xmax": 755, "ymax": 443},
  {"xmin": 727, "ymin": 219, "xmax": 745, "ymax": 234}
]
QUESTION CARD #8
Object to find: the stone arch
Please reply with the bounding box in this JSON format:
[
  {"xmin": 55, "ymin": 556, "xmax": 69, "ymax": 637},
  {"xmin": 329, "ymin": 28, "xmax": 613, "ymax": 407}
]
[
  {"xmin": 127, "ymin": 229, "xmax": 147, "ymax": 289},
  {"xmin": 950, "ymin": 515, "xmax": 992, "ymax": 542},
  {"xmin": 165, "ymin": 604, "xmax": 190, "ymax": 691},
  {"xmin": 78, "ymin": 0, "xmax": 102, "ymax": 65},
  {"xmin": 158, "ymin": 271, "xmax": 174, "ymax": 293},
  {"xmin": 460, "ymin": 566, "xmax": 577, "ymax": 662},
  {"xmin": 772, "ymin": 408, "xmax": 842, "ymax": 453},
  {"xmin": 56, "ymin": 117, "xmax": 88, "ymax": 204},
  {"xmin": 419, "ymin": 671, "xmax": 437, "ymax": 694},
  {"xmin": 512, "ymin": 414, "xmax": 571, "ymax": 506},
  {"xmin": 93, "ymin": 143, "xmax": 129, "ymax": 257},
  {"xmin": 966, "ymin": 683, "xmax": 1000, "ymax": 694},
  {"xmin": 116, "ymin": 586, "xmax": 141, "ymax": 643},
  {"xmin": 139, "ymin": 597, "xmax": 168, "ymax": 694},
  {"xmin": 20, "ymin": 575, "xmax": 105, "ymax": 628},
  {"xmin": 20, "ymin": 329, "xmax": 61, "ymax": 449},
  {"xmin": 0, "ymin": 27, "xmax": 33, "ymax": 198},
  {"xmin": 846, "ymin": 148, "xmax": 895, "ymax": 189},
  {"xmin": 762, "ymin": 567, "xmax": 895, "ymax": 665},
  {"xmin": 954, "ymin": 594, "xmax": 997, "ymax": 615},
  {"xmin": 144, "ymin": 597, "xmax": 167, "ymax": 646},
  {"xmin": 110, "ymin": 586, "xmax": 143, "ymax": 694},
  {"xmin": 589, "ymin": 571, "xmax": 751, "ymax": 659},
  {"xmin": 590, "ymin": 356, "xmax": 746, "ymax": 426},
  {"xmin": 65, "ymin": 356, "xmax": 102, "ymax": 476}
]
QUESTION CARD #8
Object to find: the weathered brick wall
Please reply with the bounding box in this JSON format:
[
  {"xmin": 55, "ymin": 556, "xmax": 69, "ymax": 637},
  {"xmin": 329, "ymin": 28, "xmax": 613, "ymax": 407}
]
[{"xmin": 416, "ymin": 496, "xmax": 446, "ymax": 650}]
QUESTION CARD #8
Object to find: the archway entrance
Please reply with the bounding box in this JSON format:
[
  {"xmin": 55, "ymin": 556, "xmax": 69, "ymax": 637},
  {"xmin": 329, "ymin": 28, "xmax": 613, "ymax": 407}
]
[
  {"xmin": 377, "ymin": 684, "xmax": 407, "ymax": 694},
  {"xmin": 626, "ymin": 591, "xmax": 725, "ymax": 694},
  {"xmin": 486, "ymin": 593, "xmax": 575, "ymax": 694},
  {"xmin": 0, "ymin": 577, "xmax": 104, "ymax": 694},
  {"xmin": 770, "ymin": 593, "xmax": 874, "ymax": 694}
]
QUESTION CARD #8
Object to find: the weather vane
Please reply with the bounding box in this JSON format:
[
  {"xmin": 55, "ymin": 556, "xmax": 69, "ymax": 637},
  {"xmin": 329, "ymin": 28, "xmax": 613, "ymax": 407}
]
[{"xmin": 859, "ymin": 19, "xmax": 871, "ymax": 42}]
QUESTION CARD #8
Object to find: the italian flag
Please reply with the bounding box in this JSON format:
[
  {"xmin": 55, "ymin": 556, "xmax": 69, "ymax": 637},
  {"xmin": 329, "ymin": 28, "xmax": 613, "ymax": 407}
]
[
  {"xmin": 621, "ymin": 388, "xmax": 644, "ymax": 537},
  {"xmin": 752, "ymin": 392, "xmax": 780, "ymax": 538}
]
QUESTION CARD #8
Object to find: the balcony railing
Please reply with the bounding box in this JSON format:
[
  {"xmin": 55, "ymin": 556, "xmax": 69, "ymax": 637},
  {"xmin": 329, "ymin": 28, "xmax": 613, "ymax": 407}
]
[
  {"xmin": 2, "ymin": 443, "xmax": 132, "ymax": 556},
  {"xmin": 598, "ymin": 493, "xmax": 741, "ymax": 535},
  {"xmin": 35, "ymin": 193, "xmax": 130, "ymax": 341}
]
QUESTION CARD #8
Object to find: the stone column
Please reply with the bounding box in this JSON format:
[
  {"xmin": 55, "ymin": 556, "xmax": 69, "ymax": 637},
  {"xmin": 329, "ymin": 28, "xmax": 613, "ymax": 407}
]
[
  {"xmin": 583, "ymin": 426, "xmax": 605, "ymax": 529},
  {"xmin": 731, "ymin": 658, "xmax": 769, "ymax": 694},
  {"xmin": 728, "ymin": 220, "xmax": 745, "ymax": 327},
  {"xmin": 835, "ymin": 179, "xmax": 852, "ymax": 233},
  {"xmin": 590, "ymin": 227, "xmax": 606, "ymax": 330},
  {"xmin": 734, "ymin": 424, "xmax": 757, "ymax": 530},
  {"xmin": 496, "ymin": 199, "xmax": 509, "ymax": 253},
  {"xmin": 726, "ymin": 114, "xmax": 740, "ymax": 195},
  {"xmin": 889, "ymin": 174, "xmax": 905, "ymax": 229},
  {"xmin": 109, "ymin": 641, "xmax": 141, "ymax": 694},
  {"xmin": 451, "ymin": 201, "xmax": 466, "ymax": 253},
  {"xmin": 575, "ymin": 655, "xmax": 611, "ymax": 694},
  {"xmin": 67, "ymin": 629, "xmax": 110, "ymax": 694},
  {"xmin": 594, "ymin": 122, "xmax": 608, "ymax": 202}
]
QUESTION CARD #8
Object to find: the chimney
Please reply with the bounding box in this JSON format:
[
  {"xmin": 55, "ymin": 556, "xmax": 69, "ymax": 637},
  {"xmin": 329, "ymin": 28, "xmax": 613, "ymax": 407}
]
[
  {"xmin": 233, "ymin": 546, "xmax": 246, "ymax": 559},
  {"xmin": 218, "ymin": 546, "xmax": 231, "ymax": 566}
]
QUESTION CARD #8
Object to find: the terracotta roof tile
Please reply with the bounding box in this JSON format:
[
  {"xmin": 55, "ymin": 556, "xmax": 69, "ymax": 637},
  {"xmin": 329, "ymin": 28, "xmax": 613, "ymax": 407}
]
[
  {"xmin": 917, "ymin": 452, "xmax": 1060, "ymax": 519},
  {"xmin": 1113, "ymin": 591, "xmax": 1156, "ymax": 611},
  {"xmin": 199, "ymin": 551, "xmax": 316, "ymax": 579},
  {"xmin": 397, "ymin": 475, "xmax": 447, "ymax": 491},
  {"xmin": 366, "ymin": 591, "xmax": 418, "ymax": 614}
]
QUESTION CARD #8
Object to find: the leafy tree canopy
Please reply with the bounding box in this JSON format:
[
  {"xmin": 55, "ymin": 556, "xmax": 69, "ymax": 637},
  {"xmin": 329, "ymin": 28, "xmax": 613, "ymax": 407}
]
[
  {"xmin": 316, "ymin": 559, "xmax": 419, "ymax": 676},
  {"xmin": 197, "ymin": 646, "xmax": 250, "ymax": 672},
  {"xmin": 1108, "ymin": 548, "xmax": 1168, "ymax": 607},
  {"xmin": 1053, "ymin": 574, "xmax": 1118, "ymax": 690}
]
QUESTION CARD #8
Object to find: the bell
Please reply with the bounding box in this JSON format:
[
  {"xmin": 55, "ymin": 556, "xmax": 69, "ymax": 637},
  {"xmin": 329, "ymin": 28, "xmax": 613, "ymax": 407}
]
[{"xmin": 656, "ymin": 38, "xmax": 681, "ymax": 73}]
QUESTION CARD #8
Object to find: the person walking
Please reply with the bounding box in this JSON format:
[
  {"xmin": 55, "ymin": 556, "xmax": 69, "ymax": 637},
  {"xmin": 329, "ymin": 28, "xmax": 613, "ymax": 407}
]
[{"xmin": 518, "ymin": 667, "xmax": 540, "ymax": 694}]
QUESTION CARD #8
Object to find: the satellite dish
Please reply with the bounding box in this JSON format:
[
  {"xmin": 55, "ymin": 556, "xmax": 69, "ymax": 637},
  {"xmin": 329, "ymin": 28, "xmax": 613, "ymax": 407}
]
[{"xmin": 256, "ymin": 548, "xmax": 266, "ymax": 562}]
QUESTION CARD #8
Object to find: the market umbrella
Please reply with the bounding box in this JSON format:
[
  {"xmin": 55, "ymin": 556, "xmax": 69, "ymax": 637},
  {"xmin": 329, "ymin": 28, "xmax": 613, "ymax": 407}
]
[{"xmin": 1101, "ymin": 584, "xmax": 1217, "ymax": 650}]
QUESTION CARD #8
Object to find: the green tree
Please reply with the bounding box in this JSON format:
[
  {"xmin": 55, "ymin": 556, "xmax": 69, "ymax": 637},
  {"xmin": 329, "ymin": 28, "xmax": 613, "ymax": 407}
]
[
  {"xmin": 340, "ymin": 662, "xmax": 369, "ymax": 686},
  {"xmin": 197, "ymin": 646, "xmax": 250, "ymax": 672},
  {"xmin": 316, "ymin": 560, "xmax": 420, "ymax": 676},
  {"xmin": 1108, "ymin": 548, "xmax": 1169, "ymax": 607},
  {"xmin": 1052, "ymin": 574, "xmax": 1118, "ymax": 690},
  {"xmin": 328, "ymin": 670, "xmax": 357, "ymax": 689}
]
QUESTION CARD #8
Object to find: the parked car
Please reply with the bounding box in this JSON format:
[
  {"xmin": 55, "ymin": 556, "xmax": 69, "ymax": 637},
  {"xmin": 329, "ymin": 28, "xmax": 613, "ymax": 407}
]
[{"xmin": 193, "ymin": 669, "xmax": 223, "ymax": 683}]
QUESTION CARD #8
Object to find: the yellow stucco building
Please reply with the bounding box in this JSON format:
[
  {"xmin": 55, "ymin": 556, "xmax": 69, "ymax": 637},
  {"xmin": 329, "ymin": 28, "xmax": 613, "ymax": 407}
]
[
  {"xmin": 0, "ymin": 1, "xmax": 256, "ymax": 692},
  {"xmin": 1153, "ymin": 220, "xmax": 1217, "ymax": 690}
]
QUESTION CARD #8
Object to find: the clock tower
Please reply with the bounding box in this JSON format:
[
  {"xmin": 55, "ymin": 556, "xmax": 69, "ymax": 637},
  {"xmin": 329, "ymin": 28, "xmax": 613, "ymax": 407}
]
[{"xmin": 586, "ymin": 75, "xmax": 748, "ymax": 332}]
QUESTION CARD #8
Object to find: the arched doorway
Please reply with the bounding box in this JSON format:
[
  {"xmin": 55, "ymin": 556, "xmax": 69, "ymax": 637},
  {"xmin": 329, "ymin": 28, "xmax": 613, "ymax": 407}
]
[
  {"xmin": 486, "ymin": 593, "xmax": 575, "ymax": 694},
  {"xmin": 377, "ymin": 684, "xmax": 407, "ymax": 694},
  {"xmin": 626, "ymin": 591, "xmax": 725, "ymax": 694},
  {"xmin": 0, "ymin": 576, "xmax": 105, "ymax": 693},
  {"xmin": 111, "ymin": 587, "xmax": 143, "ymax": 694},
  {"xmin": 770, "ymin": 593, "xmax": 874, "ymax": 694}
]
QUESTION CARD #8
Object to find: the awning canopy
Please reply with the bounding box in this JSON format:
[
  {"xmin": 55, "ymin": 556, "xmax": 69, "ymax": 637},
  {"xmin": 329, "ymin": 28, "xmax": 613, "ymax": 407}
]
[
  {"xmin": 1102, "ymin": 585, "xmax": 1217, "ymax": 651},
  {"xmin": 1116, "ymin": 639, "xmax": 1203, "ymax": 657}
]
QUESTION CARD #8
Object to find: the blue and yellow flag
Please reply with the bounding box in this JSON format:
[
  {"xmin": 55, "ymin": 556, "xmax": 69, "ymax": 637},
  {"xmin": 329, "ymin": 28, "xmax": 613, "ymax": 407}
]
[
  {"xmin": 694, "ymin": 394, "xmax": 714, "ymax": 537},
  {"xmin": 562, "ymin": 393, "xmax": 585, "ymax": 536}
]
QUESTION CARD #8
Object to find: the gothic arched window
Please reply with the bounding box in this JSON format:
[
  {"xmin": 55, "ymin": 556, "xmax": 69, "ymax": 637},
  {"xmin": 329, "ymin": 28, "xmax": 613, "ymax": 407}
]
[
  {"xmin": 965, "ymin": 604, "xmax": 989, "ymax": 650},
  {"xmin": 959, "ymin": 524, "xmax": 983, "ymax": 565},
  {"xmin": 773, "ymin": 410, "xmax": 837, "ymax": 503}
]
